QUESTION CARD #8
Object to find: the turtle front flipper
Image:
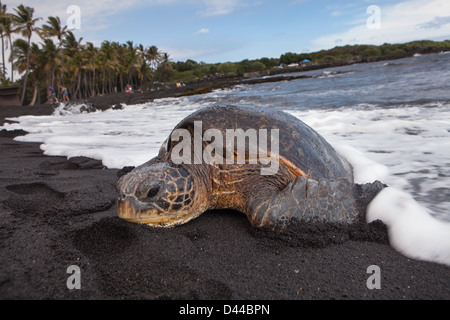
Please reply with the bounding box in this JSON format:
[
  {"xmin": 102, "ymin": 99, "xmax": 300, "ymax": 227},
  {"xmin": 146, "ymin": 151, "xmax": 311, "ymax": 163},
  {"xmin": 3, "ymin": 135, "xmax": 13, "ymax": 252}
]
[{"xmin": 245, "ymin": 176, "xmax": 383, "ymax": 230}]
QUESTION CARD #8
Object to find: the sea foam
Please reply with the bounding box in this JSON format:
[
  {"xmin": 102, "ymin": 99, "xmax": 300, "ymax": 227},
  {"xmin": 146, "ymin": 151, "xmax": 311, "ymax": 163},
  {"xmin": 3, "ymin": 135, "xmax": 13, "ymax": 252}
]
[
  {"xmin": 367, "ymin": 187, "xmax": 450, "ymax": 266},
  {"xmin": 330, "ymin": 137, "xmax": 450, "ymax": 266}
]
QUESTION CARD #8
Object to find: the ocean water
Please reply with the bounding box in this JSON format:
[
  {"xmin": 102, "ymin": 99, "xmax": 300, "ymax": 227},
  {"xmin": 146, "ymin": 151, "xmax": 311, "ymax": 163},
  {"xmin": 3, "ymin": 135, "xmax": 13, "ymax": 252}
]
[{"xmin": 2, "ymin": 52, "xmax": 450, "ymax": 266}]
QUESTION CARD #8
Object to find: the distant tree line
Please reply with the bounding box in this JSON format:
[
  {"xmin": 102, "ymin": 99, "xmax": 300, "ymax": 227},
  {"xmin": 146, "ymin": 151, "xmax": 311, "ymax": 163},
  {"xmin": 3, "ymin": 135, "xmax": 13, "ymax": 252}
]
[
  {"xmin": 169, "ymin": 58, "xmax": 279, "ymax": 83},
  {"xmin": 1, "ymin": 2, "xmax": 449, "ymax": 105},
  {"xmin": 279, "ymin": 40, "xmax": 450, "ymax": 65},
  {"xmin": 170, "ymin": 40, "xmax": 450, "ymax": 83}
]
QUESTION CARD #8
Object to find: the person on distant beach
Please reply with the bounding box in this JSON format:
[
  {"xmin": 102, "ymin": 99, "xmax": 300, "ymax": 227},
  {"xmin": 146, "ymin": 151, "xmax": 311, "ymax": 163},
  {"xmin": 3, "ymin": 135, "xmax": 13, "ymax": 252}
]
[
  {"xmin": 60, "ymin": 86, "xmax": 69, "ymax": 102},
  {"xmin": 47, "ymin": 85, "xmax": 58, "ymax": 104},
  {"xmin": 126, "ymin": 84, "xmax": 133, "ymax": 94}
]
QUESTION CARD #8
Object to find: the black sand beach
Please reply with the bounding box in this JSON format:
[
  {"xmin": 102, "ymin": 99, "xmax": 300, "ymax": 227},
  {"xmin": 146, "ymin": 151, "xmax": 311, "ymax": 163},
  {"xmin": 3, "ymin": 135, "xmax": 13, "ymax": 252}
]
[{"xmin": 0, "ymin": 102, "xmax": 449, "ymax": 301}]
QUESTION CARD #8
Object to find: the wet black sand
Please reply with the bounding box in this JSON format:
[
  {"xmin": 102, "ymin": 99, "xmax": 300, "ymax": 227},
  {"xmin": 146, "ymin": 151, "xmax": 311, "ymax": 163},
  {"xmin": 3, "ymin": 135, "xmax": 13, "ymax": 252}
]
[{"xmin": 0, "ymin": 103, "xmax": 449, "ymax": 301}]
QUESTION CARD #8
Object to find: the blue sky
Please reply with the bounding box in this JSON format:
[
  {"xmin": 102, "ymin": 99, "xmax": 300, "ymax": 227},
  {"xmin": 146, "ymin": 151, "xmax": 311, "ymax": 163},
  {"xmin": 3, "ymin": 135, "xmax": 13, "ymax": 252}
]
[{"xmin": 3, "ymin": 0, "xmax": 450, "ymax": 63}]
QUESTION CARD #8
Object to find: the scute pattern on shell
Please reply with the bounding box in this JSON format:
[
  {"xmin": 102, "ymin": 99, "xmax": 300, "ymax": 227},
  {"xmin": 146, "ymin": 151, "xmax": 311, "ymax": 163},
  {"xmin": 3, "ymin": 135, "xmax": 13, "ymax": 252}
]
[{"xmin": 169, "ymin": 105, "xmax": 353, "ymax": 182}]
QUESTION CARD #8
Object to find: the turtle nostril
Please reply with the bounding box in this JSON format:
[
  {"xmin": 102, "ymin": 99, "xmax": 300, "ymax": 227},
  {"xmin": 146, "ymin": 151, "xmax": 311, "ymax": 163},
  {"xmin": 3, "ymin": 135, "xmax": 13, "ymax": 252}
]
[
  {"xmin": 146, "ymin": 185, "xmax": 160, "ymax": 199},
  {"xmin": 119, "ymin": 192, "xmax": 127, "ymax": 201}
]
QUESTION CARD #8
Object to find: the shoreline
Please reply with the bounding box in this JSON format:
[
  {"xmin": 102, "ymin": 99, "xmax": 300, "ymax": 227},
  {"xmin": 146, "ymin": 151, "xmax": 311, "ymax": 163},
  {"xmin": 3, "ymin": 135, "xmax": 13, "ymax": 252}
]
[
  {"xmin": 63, "ymin": 50, "xmax": 450, "ymax": 111},
  {"xmin": 1, "ymin": 54, "xmax": 449, "ymax": 300}
]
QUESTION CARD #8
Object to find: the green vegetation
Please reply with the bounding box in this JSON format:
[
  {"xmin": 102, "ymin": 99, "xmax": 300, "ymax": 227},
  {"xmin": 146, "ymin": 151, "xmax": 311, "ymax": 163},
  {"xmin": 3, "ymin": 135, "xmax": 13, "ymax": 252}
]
[
  {"xmin": 1, "ymin": 2, "xmax": 449, "ymax": 105},
  {"xmin": 0, "ymin": 2, "xmax": 170, "ymax": 104},
  {"xmin": 170, "ymin": 40, "xmax": 450, "ymax": 84},
  {"xmin": 280, "ymin": 41, "xmax": 450, "ymax": 65},
  {"xmin": 170, "ymin": 58, "xmax": 277, "ymax": 80},
  {"xmin": 164, "ymin": 40, "xmax": 450, "ymax": 86}
]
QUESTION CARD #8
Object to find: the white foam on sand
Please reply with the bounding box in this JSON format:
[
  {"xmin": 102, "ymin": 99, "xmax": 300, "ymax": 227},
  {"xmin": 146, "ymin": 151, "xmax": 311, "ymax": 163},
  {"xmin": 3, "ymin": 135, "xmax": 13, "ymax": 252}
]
[
  {"xmin": 333, "ymin": 144, "xmax": 389, "ymax": 184},
  {"xmin": 367, "ymin": 187, "xmax": 450, "ymax": 266},
  {"xmin": 2, "ymin": 100, "xmax": 201, "ymax": 169},
  {"xmin": 330, "ymin": 139, "xmax": 450, "ymax": 266}
]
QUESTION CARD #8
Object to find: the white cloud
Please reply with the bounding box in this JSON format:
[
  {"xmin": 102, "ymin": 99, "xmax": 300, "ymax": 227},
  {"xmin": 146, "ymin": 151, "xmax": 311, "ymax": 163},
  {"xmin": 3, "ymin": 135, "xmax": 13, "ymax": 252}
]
[
  {"xmin": 3, "ymin": 0, "xmax": 176, "ymax": 31},
  {"xmin": 312, "ymin": 0, "xmax": 450, "ymax": 50},
  {"xmin": 289, "ymin": 0, "xmax": 309, "ymax": 5},
  {"xmin": 159, "ymin": 46, "xmax": 216, "ymax": 61},
  {"xmin": 331, "ymin": 11, "xmax": 344, "ymax": 17},
  {"xmin": 197, "ymin": 0, "xmax": 243, "ymax": 17},
  {"xmin": 195, "ymin": 28, "xmax": 210, "ymax": 35},
  {"xmin": 418, "ymin": 16, "xmax": 450, "ymax": 30},
  {"xmin": 5, "ymin": 0, "xmax": 128, "ymax": 21}
]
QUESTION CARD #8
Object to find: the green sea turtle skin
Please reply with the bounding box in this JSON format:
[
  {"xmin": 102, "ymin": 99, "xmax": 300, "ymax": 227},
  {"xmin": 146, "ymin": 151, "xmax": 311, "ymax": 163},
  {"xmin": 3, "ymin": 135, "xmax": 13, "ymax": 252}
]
[{"xmin": 117, "ymin": 105, "xmax": 385, "ymax": 230}]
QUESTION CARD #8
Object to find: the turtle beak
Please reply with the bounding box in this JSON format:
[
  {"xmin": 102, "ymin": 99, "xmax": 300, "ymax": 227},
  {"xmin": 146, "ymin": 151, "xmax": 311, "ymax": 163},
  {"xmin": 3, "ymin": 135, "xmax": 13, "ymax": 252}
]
[
  {"xmin": 117, "ymin": 194, "xmax": 151, "ymax": 222},
  {"xmin": 117, "ymin": 194, "xmax": 166, "ymax": 225},
  {"xmin": 117, "ymin": 194, "xmax": 183, "ymax": 227}
]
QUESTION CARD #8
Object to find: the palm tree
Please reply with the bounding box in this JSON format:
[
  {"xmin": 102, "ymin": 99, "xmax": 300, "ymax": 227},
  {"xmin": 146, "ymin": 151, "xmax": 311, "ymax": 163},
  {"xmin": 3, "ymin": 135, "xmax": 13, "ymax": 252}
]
[
  {"xmin": 157, "ymin": 52, "xmax": 173, "ymax": 82},
  {"xmin": 12, "ymin": 38, "xmax": 28, "ymax": 75},
  {"xmin": 79, "ymin": 44, "xmax": 92, "ymax": 98},
  {"xmin": 40, "ymin": 16, "xmax": 67, "ymax": 46},
  {"xmin": 1, "ymin": 15, "xmax": 17, "ymax": 83},
  {"xmin": 135, "ymin": 44, "xmax": 157, "ymax": 90},
  {"xmin": 0, "ymin": 2, "xmax": 19, "ymax": 84},
  {"xmin": 145, "ymin": 45, "xmax": 162, "ymax": 87},
  {"xmin": 0, "ymin": 1, "xmax": 6, "ymax": 84},
  {"xmin": 40, "ymin": 38, "xmax": 59, "ymax": 87},
  {"xmin": 111, "ymin": 41, "xmax": 127, "ymax": 91},
  {"xmin": 98, "ymin": 40, "xmax": 119, "ymax": 94},
  {"xmin": 40, "ymin": 16, "xmax": 68, "ymax": 91},
  {"xmin": 12, "ymin": 4, "xmax": 41, "ymax": 104},
  {"xmin": 125, "ymin": 41, "xmax": 139, "ymax": 87},
  {"xmin": 137, "ymin": 44, "xmax": 148, "ymax": 89},
  {"xmin": 84, "ymin": 42, "xmax": 98, "ymax": 97},
  {"xmin": 62, "ymin": 30, "xmax": 83, "ymax": 99},
  {"xmin": 146, "ymin": 45, "xmax": 162, "ymax": 70},
  {"xmin": 12, "ymin": 38, "xmax": 42, "ymax": 104}
]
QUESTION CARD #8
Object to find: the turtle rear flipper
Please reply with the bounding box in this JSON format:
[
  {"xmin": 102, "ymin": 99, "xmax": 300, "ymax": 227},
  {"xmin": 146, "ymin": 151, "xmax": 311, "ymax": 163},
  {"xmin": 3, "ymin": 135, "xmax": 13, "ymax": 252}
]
[
  {"xmin": 354, "ymin": 180, "xmax": 387, "ymax": 218},
  {"xmin": 245, "ymin": 176, "xmax": 375, "ymax": 230}
]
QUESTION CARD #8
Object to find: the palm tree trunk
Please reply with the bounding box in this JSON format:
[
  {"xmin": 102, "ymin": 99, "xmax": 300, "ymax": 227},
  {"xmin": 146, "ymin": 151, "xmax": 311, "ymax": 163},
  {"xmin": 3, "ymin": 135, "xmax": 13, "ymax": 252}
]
[
  {"xmin": 83, "ymin": 72, "xmax": 88, "ymax": 98},
  {"xmin": 8, "ymin": 35, "xmax": 13, "ymax": 83},
  {"xmin": 51, "ymin": 63, "xmax": 55, "ymax": 88},
  {"xmin": 1, "ymin": 33, "xmax": 5, "ymax": 84},
  {"xmin": 60, "ymin": 59, "xmax": 64, "ymax": 87},
  {"xmin": 108, "ymin": 69, "xmax": 112, "ymax": 94},
  {"xmin": 30, "ymin": 81, "xmax": 38, "ymax": 105},
  {"xmin": 75, "ymin": 71, "xmax": 81, "ymax": 99},
  {"xmin": 127, "ymin": 70, "xmax": 132, "ymax": 86},
  {"xmin": 21, "ymin": 35, "xmax": 32, "ymax": 105},
  {"xmin": 91, "ymin": 62, "xmax": 96, "ymax": 97},
  {"xmin": 102, "ymin": 68, "xmax": 105, "ymax": 95}
]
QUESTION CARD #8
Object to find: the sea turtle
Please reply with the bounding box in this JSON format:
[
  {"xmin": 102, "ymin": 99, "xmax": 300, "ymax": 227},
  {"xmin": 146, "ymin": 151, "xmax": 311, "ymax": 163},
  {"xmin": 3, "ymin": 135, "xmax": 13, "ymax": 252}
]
[{"xmin": 117, "ymin": 105, "xmax": 385, "ymax": 230}]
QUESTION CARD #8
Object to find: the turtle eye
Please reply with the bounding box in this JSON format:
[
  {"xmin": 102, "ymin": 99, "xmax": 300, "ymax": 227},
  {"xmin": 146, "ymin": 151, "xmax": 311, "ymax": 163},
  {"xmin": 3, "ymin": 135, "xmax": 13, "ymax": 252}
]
[{"xmin": 146, "ymin": 185, "xmax": 160, "ymax": 199}]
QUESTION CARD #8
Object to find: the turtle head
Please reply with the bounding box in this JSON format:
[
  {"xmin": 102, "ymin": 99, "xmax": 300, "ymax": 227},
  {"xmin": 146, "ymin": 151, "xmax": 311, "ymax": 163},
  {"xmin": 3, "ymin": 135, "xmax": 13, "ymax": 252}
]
[{"xmin": 117, "ymin": 163, "xmax": 208, "ymax": 227}]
